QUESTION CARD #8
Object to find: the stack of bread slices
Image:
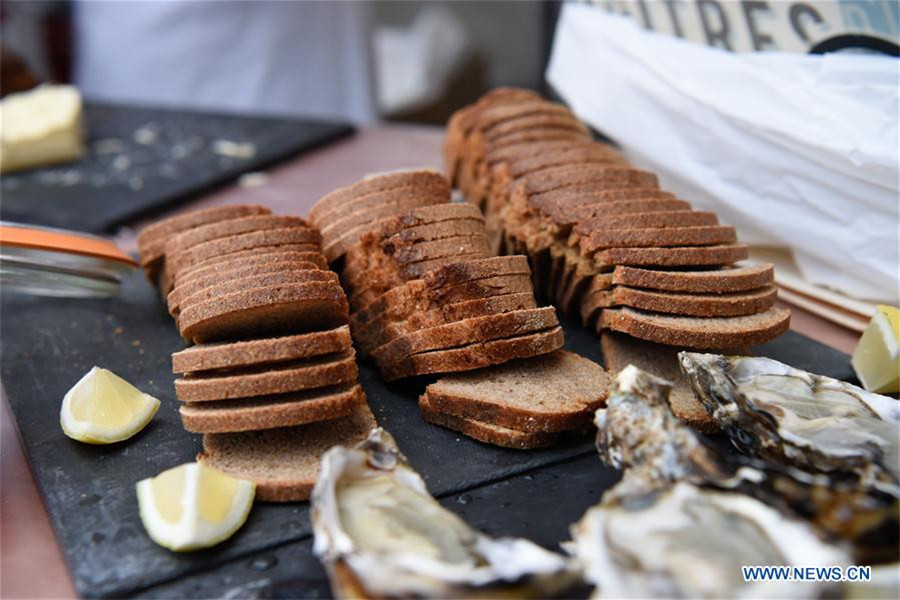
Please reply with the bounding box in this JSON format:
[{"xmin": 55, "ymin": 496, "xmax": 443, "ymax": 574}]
[
  {"xmin": 309, "ymin": 171, "xmax": 565, "ymax": 382},
  {"xmin": 137, "ymin": 206, "xmax": 375, "ymax": 501},
  {"xmin": 445, "ymin": 88, "xmax": 790, "ymax": 351}
]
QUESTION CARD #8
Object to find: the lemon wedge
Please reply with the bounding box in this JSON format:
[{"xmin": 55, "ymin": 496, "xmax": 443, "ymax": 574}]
[
  {"xmin": 60, "ymin": 366, "xmax": 160, "ymax": 444},
  {"xmin": 852, "ymin": 305, "xmax": 900, "ymax": 394},
  {"xmin": 136, "ymin": 462, "xmax": 255, "ymax": 551}
]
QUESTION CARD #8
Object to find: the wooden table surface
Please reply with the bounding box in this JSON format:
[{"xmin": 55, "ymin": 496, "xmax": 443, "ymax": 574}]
[{"xmin": 0, "ymin": 124, "xmax": 862, "ymax": 599}]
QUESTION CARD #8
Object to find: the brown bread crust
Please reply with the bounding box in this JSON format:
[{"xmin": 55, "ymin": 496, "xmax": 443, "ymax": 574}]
[
  {"xmin": 593, "ymin": 244, "xmax": 750, "ymax": 269},
  {"xmin": 172, "ymin": 326, "xmax": 352, "ymax": 374},
  {"xmin": 581, "ymin": 226, "xmax": 737, "ymax": 252},
  {"xmin": 611, "ymin": 264, "xmax": 775, "ymax": 294}
]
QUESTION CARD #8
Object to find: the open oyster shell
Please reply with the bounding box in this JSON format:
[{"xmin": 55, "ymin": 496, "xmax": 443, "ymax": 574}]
[
  {"xmin": 596, "ymin": 365, "xmax": 897, "ymax": 564},
  {"xmin": 311, "ymin": 428, "xmax": 577, "ymax": 599},
  {"xmin": 569, "ymin": 481, "xmax": 851, "ymax": 599},
  {"xmin": 679, "ymin": 353, "xmax": 900, "ymax": 496}
]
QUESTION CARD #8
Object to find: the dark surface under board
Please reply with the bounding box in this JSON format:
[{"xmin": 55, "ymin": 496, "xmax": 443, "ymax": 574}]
[
  {"xmin": 0, "ymin": 269, "xmax": 855, "ymax": 598},
  {"xmin": 0, "ymin": 103, "xmax": 353, "ymax": 233}
]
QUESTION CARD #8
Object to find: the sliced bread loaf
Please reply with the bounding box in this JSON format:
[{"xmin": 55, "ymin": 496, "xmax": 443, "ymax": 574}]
[
  {"xmin": 174, "ymin": 350, "xmax": 358, "ymax": 402},
  {"xmin": 599, "ymin": 306, "xmax": 790, "ymax": 349},
  {"xmin": 181, "ymin": 383, "xmax": 366, "ymax": 433},
  {"xmin": 172, "ymin": 326, "xmax": 352, "ymax": 374},
  {"xmin": 422, "ymin": 350, "xmax": 610, "ymax": 433},
  {"xmin": 198, "ymin": 405, "xmax": 377, "ymax": 502}
]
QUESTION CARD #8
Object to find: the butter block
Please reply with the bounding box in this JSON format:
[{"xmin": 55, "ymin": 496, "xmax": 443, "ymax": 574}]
[
  {"xmin": 0, "ymin": 84, "xmax": 85, "ymax": 174},
  {"xmin": 852, "ymin": 305, "xmax": 900, "ymax": 394}
]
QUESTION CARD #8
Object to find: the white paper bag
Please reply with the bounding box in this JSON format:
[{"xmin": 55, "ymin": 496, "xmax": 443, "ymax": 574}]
[{"xmin": 547, "ymin": 3, "xmax": 899, "ymax": 304}]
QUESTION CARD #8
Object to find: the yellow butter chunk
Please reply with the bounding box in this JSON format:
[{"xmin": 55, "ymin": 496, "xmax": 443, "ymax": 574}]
[
  {"xmin": 0, "ymin": 84, "xmax": 85, "ymax": 174},
  {"xmin": 60, "ymin": 366, "xmax": 160, "ymax": 444},
  {"xmin": 852, "ymin": 305, "xmax": 900, "ymax": 394},
  {"xmin": 136, "ymin": 463, "xmax": 255, "ymax": 552}
]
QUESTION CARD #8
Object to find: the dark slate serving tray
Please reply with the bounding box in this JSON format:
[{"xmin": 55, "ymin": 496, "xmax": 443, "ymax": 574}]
[
  {"xmin": 0, "ymin": 103, "xmax": 353, "ymax": 233},
  {"xmin": 0, "ymin": 270, "xmax": 853, "ymax": 598}
]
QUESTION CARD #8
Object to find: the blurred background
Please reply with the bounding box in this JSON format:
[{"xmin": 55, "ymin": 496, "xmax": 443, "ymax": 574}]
[{"xmin": 1, "ymin": 0, "xmax": 558, "ymax": 123}]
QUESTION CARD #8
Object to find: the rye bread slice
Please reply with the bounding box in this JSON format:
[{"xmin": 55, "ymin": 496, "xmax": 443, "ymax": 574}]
[
  {"xmin": 582, "ymin": 284, "xmax": 778, "ymax": 319},
  {"xmin": 484, "ymin": 127, "xmax": 591, "ymax": 155},
  {"xmin": 137, "ymin": 204, "xmax": 271, "ymax": 272},
  {"xmin": 355, "ymin": 292, "xmax": 538, "ymax": 358},
  {"xmin": 313, "ymin": 180, "xmax": 451, "ymax": 230},
  {"xmin": 370, "ymin": 307, "xmax": 560, "ymax": 365},
  {"xmin": 165, "ymin": 215, "xmax": 307, "ymax": 259},
  {"xmin": 175, "ymin": 351, "xmax": 358, "ymax": 402},
  {"xmin": 517, "ymin": 165, "xmax": 659, "ymax": 197},
  {"xmin": 485, "ymin": 138, "xmax": 621, "ymax": 168},
  {"xmin": 419, "ymin": 394, "xmax": 560, "ymax": 449},
  {"xmin": 597, "ymin": 264, "xmax": 775, "ymax": 295},
  {"xmin": 322, "ymin": 197, "xmax": 450, "ymax": 262},
  {"xmin": 599, "ymin": 306, "xmax": 790, "ymax": 349},
  {"xmin": 592, "ymin": 244, "xmax": 750, "ymax": 269},
  {"xmin": 600, "ymin": 332, "xmax": 719, "ymax": 433},
  {"xmin": 343, "ymin": 234, "xmax": 491, "ymax": 292},
  {"xmin": 175, "ymin": 249, "xmax": 327, "ymax": 285},
  {"xmin": 380, "ymin": 326, "xmax": 565, "ymax": 381},
  {"xmin": 543, "ymin": 197, "xmax": 690, "ymax": 227},
  {"xmin": 177, "ymin": 270, "xmax": 340, "ymax": 317},
  {"xmin": 349, "ymin": 252, "xmax": 492, "ymax": 312},
  {"xmin": 320, "ymin": 193, "xmax": 448, "ymax": 241},
  {"xmin": 179, "ymin": 281, "xmax": 349, "ymax": 344},
  {"xmin": 351, "ymin": 269, "xmax": 535, "ymax": 331},
  {"xmin": 180, "ymin": 383, "xmax": 367, "ymax": 434},
  {"xmin": 198, "ymin": 405, "xmax": 377, "ymax": 502},
  {"xmin": 422, "ymin": 350, "xmax": 610, "ymax": 433},
  {"xmin": 480, "ymin": 112, "xmax": 587, "ymax": 142},
  {"xmin": 172, "ymin": 326, "xmax": 352, "ymax": 374},
  {"xmin": 309, "ymin": 169, "xmax": 446, "ymax": 225},
  {"xmin": 572, "ymin": 211, "xmax": 719, "ymax": 237},
  {"xmin": 372, "ymin": 202, "xmax": 484, "ymax": 238},
  {"xmin": 581, "ymin": 226, "xmax": 737, "ymax": 252},
  {"xmin": 168, "ymin": 259, "xmax": 325, "ymax": 315},
  {"xmin": 172, "ymin": 227, "xmax": 321, "ymax": 276}
]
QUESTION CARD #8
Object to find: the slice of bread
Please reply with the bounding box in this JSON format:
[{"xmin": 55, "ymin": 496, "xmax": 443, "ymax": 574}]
[
  {"xmin": 172, "ymin": 326, "xmax": 352, "ymax": 374},
  {"xmin": 518, "ymin": 165, "xmax": 659, "ymax": 197},
  {"xmin": 355, "ymin": 292, "xmax": 537, "ymax": 358},
  {"xmin": 600, "ymin": 332, "xmax": 719, "ymax": 432},
  {"xmin": 349, "ymin": 252, "xmax": 491, "ymax": 312},
  {"xmin": 600, "ymin": 306, "xmax": 790, "ymax": 349},
  {"xmin": 177, "ymin": 270, "xmax": 340, "ymax": 317},
  {"xmin": 165, "ymin": 215, "xmax": 307, "ymax": 259},
  {"xmin": 309, "ymin": 169, "xmax": 446, "ymax": 225},
  {"xmin": 380, "ymin": 326, "xmax": 564, "ymax": 381},
  {"xmin": 351, "ymin": 271, "xmax": 534, "ymax": 330},
  {"xmin": 198, "ymin": 405, "xmax": 377, "ymax": 502},
  {"xmin": 422, "ymin": 350, "xmax": 610, "ymax": 433},
  {"xmin": 180, "ymin": 383, "xmax": 367, "ymax": 433},
  {"xmin": 581, "ymin": 285, "xmax": 778, "ymax": 319},
  {"xmin": 178, "ymin": 281, "xmax": 349, "ymax": 344},
  {"xmin": 370, "ymin": 307, "xmax": 559, "ymax": 365},
  {"xmin": 581, "ymin": 226, "xmax": 737, "ymax": 252},
  {"xmin": 137, "ymin": 205, "xmax": 270, "ymax": 271},
  {"xmin": 419, "ymin": 393, "xmax": 560, "ymax": 449},
  {"xmin": 167, "ymin": 259, "xmax": 325, "ymax": 315},
  {"xmin": 593, "ymin": 244, "xmax": 750, "ymax": 269},
  {"xmin": 172, "ymin": 227, "xmax": 321, "ymax": 276},
  {"xmin": 572, "ymin": 211, "xmax": 719, "ymax": 236},
  {"xmin": 174, "ymin": 350, "xmax": 358, "ymax": 402},
  {"xmin": 313, "ymin": 181, "xmax": 451, "ymax": 230},
  {"xmin": 173, "ymin": 250, "xmax": 327, "ymax": 287},
  {"xmin": 609, "ymin": 263, "xmax": 775, "ymax": 294}
]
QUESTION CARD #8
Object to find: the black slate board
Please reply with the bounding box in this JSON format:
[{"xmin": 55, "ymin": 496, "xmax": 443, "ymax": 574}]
[
  {"xmin": 0, "ymin": 270, "xmax": 854, "ymax": 598},
  {"xmin": 0, "ymin": 103, "xmax": 353, "ymax": 233}
]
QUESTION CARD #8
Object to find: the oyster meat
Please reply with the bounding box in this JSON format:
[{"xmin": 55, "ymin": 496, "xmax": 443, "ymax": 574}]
[
  {"xmin": 569, "ymin": 481, "xmax": 851, "ymax": 599},
  {"xmin": 679, "ymin": 353, "xmax": 900, "ymax": 495},
  {"xmin": 592, "ymin": 365, "xmax": 897, "ymax": 565},
  {"xmin": 311, "ymin": 428, "xmax": 577, "ymax": 599}
]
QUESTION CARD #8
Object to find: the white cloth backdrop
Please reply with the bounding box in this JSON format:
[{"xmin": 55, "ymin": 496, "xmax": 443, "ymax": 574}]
[{"xmin": 547, "ymin": 3, "xmax": 899, "ymax": 303}]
